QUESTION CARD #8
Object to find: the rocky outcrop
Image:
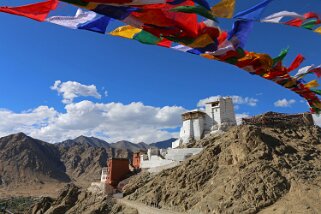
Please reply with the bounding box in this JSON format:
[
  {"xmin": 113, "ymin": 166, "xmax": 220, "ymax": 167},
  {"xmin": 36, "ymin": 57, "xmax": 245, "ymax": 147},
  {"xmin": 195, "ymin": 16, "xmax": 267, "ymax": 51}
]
[
  {"xmin": 241, "ymin": 111, "xmax": 314, "ymax": 127},
  {"xmin": 30, "ymin": 183, "xmax": 139, "ymax": 214},
  {"xmin": 30, "ymin": 184, "xmax": 116, "ymax": 214}
]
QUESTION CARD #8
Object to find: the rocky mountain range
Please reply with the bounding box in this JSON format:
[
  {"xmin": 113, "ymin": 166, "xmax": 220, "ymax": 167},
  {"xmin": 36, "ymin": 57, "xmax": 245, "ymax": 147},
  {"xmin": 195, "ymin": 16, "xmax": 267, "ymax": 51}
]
[
  {"xmin": 58, "ymin": 136, "xmax": 176, "ymax": 151},
  {"xmin": 0, "ymin": 133, "xmax": 174, "ymax": 196},
  {"xmin": 57, "ymin": 136, "xmax": 111, "ymax": 149}
]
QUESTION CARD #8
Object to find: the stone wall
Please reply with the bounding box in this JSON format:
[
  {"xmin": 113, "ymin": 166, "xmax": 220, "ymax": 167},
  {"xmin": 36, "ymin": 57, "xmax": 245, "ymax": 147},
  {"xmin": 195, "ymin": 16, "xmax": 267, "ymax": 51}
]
[
  {"xmin": 242, "ymin": 112, "xmax": 314, "ymax": 127},
  {"xmin": 140, "ymin": 156, "xmax": 174, "ymax": 169}
]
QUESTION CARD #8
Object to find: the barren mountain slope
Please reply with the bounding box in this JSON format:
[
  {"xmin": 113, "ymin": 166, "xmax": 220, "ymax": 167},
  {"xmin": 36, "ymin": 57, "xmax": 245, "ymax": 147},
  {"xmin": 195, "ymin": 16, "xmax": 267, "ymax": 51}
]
[
  {"xmin": 124, "ymin": 125, "xmax": 321, "ymax": 214},
  {"xmin": 57, "ymin": 144, "xmax": 109, "ymax": 187},
  {"xmin": 57, "ymin": 138, "xmax": 131, "ymax": 187},
  {"xmin": 0, "ymin": 133, "xmax": 69, "ymax": 188}
]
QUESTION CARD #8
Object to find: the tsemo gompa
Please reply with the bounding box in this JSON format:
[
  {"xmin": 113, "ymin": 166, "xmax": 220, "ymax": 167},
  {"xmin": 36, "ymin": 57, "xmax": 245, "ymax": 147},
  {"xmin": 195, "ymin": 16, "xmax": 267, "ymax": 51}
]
[{"xmin": 172, "ymin": 97, "xmax": 237, "ymax": 148}]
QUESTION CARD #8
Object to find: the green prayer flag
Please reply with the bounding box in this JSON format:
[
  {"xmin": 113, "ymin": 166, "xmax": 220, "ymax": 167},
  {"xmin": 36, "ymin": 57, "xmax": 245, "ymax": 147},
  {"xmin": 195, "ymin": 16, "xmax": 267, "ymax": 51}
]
[
  {"xmin": 134, "ymin": 30, "xmax": 161, "ymax": 45},
  {"xmin": 301, "ymin": 19, "xmax": 318, "ymax": 30},
  {"xmin": 272, "ymin": 48, "xmax": 288, "ymax": 66},
  {"xmin": 311, "ymin": 89, "xmax": 321, "ymax": 96}
]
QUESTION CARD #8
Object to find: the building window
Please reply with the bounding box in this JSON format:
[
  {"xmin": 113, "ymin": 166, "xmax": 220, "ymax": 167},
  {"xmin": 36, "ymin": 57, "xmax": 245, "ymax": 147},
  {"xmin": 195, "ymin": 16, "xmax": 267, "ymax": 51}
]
[{"xmin": 211, "ymin": 101, "xmax": 219, "ymax": 107}]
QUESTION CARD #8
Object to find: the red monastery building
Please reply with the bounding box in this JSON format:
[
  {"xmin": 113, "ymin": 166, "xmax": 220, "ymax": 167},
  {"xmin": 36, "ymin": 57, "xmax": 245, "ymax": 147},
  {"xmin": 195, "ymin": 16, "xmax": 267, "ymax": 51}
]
[{"xmin": 106, "ymin": 158, "xmax": 131, "ymax": 187}]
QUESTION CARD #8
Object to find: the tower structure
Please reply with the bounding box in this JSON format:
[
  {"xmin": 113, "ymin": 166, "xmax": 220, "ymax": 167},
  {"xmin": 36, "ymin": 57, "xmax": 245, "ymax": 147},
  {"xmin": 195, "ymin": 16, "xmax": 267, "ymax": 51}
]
[
  {"xmin": 172, "ymin": 97, "xmax": 236, "ymax": 148},
  {"xmin": 204, "ymin": 97, "xmax": 237, "ymax": 131}
]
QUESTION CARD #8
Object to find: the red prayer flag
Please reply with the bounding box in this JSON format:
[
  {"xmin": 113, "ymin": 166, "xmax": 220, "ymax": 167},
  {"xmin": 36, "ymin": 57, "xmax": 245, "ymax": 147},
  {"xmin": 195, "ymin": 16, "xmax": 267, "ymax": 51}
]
[
  {"xmin": 131, "ymin": 0, "xmax": 198, "ymax": 38},
  {"xmin": 197, "ymin": 22, "xmax": 220, "ymax": 40},
  {"xmin": 285, "ymin": 12, "xmax": 321, "ymax": 27},
  {"xmin": 304, "ymin": 12, "xmax": 320, "ymax": 20},
  {"xmin": 285, "ymin": 18, "xmax": 303, "ymax": 27},
  {"xmin": 0, "ymin": 0, "xmax": 58, "ymax": 22},
  {"xmin": 217, "ymin": 31, "xmax": 228, "ymax": 45},
  {"xmin": 311, "ymin": 67, "xmax": 321, "ymax": 78},
  {"xmin": 157, "ymin": 39, "xmax": 172, "ymax": 47},
  {"xmin": 287, "ymin": 54, "xmax": 305, "ymax": 72}
]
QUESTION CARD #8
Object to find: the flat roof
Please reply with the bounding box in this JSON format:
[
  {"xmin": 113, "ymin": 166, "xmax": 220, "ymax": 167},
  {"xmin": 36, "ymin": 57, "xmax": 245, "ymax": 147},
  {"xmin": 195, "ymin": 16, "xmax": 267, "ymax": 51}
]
[
  {"xmin": 205, "ymin": 97, "xmax": 232, "ymax": 104},
  {"xmin": 181, "ymin": 110, "xmax": 206, "ymax": 116}
]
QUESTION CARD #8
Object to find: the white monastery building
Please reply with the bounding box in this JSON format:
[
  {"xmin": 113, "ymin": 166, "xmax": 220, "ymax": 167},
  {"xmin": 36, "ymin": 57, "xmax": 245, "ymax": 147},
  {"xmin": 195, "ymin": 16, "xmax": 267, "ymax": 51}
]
[
  {"xmin": 172, "ymin": 97, "xmax": 237, "ymax": 148},
  {"xmin": 137, "ymin": 96, "xmax": 237, "ymax": 173}
]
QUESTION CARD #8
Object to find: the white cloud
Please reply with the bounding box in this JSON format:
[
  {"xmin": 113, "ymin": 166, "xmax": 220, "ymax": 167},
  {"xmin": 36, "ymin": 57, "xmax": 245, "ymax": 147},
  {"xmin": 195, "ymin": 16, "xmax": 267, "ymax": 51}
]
[
  {"xmin": 232, "ymin": 96, "xmax": 258, "ymax": 106},
  {"xmin": 51, "ymin": 80, "xmax": 102, "ymax": 104},
  {"xmin": 235, "ymin": 113, "xmax": 250, "ymax": 125},
  {"xmin": 0, "ymin": 100, "xmax": 186, "ymax": 144},
  {"xmin": 198, "ymin": 95, "xmax": 258, "ymax": 107},
  {"xmin": 0, "ymin": 106, "xmax": 58, "ymax": 135},
  {"xmin": 274, "ymin": 99, "xmax": 296, "ymax": 107}
]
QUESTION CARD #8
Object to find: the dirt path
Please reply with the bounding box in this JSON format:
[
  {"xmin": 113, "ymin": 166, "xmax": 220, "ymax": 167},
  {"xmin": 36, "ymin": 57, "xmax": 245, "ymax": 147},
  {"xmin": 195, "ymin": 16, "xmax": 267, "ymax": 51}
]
[{"xmin": 117, "ymin": 198, "xmax": 185, "ymax": 214}]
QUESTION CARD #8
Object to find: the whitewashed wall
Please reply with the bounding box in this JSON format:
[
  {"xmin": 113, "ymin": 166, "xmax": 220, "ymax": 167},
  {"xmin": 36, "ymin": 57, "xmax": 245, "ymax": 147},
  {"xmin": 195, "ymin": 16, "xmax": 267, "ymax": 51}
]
[{"xmin": 166, "ymin": 148, "xmax": 203, "ymax": 161}]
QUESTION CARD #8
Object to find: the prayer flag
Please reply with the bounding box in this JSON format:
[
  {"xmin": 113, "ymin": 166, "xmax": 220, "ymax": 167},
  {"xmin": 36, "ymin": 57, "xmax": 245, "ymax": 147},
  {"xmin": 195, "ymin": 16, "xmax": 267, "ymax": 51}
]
[
  {"xmin": 233, "ymin": 0, "xmax": 274, "ymax": 21},
  {"xmin": 0, "ymin": 0, "xmax": 58, "ymax": 21},
  {"xmin": 211, "ymin": 0, "xmax": 235, "ymax": 18}
]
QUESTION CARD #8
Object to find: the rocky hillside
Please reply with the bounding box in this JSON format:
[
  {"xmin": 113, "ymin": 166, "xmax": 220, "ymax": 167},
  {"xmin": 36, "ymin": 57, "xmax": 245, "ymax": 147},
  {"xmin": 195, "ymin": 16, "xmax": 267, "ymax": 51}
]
[
  {"xmin": 30, "ymin": 184, "xmax": 138, "ymax": 214},
  {"xmin": 57, "ymin": 143, "xmax": 110, "ymax": 187},
  {"xmin": 0, "ymin": 133, "xmax": 70, "ymax": 187},
  {"xmin": 124, "ymin": 125, "xmax": 321, "ymax": 214}
]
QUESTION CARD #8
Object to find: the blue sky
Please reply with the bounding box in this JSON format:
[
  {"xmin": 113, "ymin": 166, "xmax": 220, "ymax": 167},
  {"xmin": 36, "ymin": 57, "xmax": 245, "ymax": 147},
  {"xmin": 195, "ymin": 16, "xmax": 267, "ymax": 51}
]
[{"xmin": 0, "ymin": 0, "xmax": 320, "ymax": 143}]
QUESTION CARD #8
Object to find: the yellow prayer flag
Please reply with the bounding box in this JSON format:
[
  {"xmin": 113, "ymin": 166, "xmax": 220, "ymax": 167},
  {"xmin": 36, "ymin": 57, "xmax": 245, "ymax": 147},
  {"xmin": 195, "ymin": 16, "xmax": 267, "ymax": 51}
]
[
  {"xmin": 283, "ymin": 80, "xmax": 296, "ymax": 88},
  {"xmin": 211, "ymin": 0, "xmax": 235, "ymax": 18},
  {"xmin": 201, "ymin": 53, "xmax": 218, "ymax": 60},
  {"xmin": 238, "ymin": 52, "xmax": 273, "ymax": 70},
  {"xmin": 109, "ymin": 25, "xmax": 142, "ymax": 39},
  {"xmin": 85, "ymin": 3, "xmax": 99, "ymax": 10},
  {"xmin": 305, "ymin": 80, "xmax": 319, "ymax": 88},
  {"xmin": 188, "ymin": 34, "xmax": 214, "ymax": 48},
  {"xmin": 314, "ymin": 26, "xmax": 321, "ymax": 34}
]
